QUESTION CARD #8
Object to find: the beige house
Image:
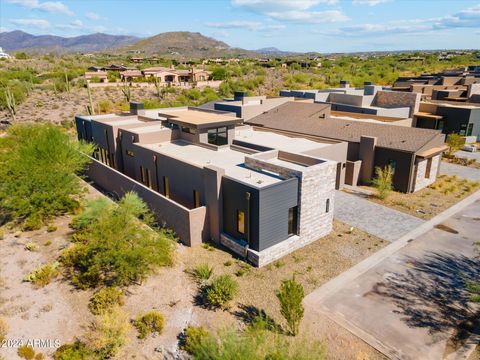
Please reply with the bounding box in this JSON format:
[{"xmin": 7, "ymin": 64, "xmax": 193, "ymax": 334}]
[
  {"xmin": 142, "ymin": 66, "xmax": 211, "ymax": 84},
  {"xmin": 84, "ymin": 71, "xmax": 108, "ymax": 83}
]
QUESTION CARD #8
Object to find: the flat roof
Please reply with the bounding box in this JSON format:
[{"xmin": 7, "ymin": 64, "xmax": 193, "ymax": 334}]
[
  {"xmin": 122, "ymin": 123, "xmax": 164, "ymax": 134},
  {"xmin": 235, "ymin": 127, "xmax": 330, "ymax": 153},
  {"xmin": 138, "ymin": 140, "xmax": 283, "ymax": 187},
  {"xmin": 158, "ymin": 108, "xmax": 242, "ymax": 129}
]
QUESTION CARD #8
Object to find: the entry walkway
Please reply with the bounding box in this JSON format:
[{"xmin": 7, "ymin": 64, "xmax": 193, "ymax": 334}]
[
  {"xmin": 334, "ymin": 191, "xmax": 424, "ymax": 242},
  {"xmin": 306, "ymin": 192, "xmax": 480, "ymax": 360}
]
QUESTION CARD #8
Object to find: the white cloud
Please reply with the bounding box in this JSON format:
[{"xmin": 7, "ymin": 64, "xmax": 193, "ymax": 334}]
[
  {"xmin": 10, "ymin": 18, "xmax": 50, "ymax": 29},
  {"xmin": 232, "ymin": 0, "xmax": 348, "ymax": 24},
  {"xmin": 7, "ymin": 0, "xmax": 73, "ymax": 15},
  {"xmin": 352, "ymin": 0, "xmax": 390, "ymax": 6},
  {"xmin": 206, "ymin": 20, "xmax": 286, "ymax": 31},
  {"xmin": 317, "ymin": 4, "xmax": 480, "ymax": 37},
  {"xmin": 56, "ymin": 19, "xmax": 84, "ymax": 30},
  {"xmin": 84, "ymin": 11, "xmax": 101, "ymax": 21}
]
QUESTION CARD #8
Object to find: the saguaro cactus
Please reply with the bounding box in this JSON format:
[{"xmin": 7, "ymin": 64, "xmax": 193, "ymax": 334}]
[
  {"xmin": 4, "ymin": 87, "xmax": 17, "ymax": 121},
  {"xmin": 86, "ymin": 83, "xmax": 95, "ymax": 115},
  {"xmin": 64, "ymin": 69, "xmax": 70, "ymax": 93},
  {"xmin": 121, "ymin": 79, "xmax": 131, "ymax": 103}
]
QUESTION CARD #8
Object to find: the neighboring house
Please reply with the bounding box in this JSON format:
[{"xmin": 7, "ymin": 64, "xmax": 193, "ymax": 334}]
[
  {"xmin": 120, "ymin": 70, "xmax": 143, "ymax": 82},
  {"xmin": 0, "ymin": 47, "xmax": 11, "ymax": 59},
  {"xmin": 280, "ymin": 81, "xmax": 421, "ymax": 118},
  {"xmin": 84, "ymin": 71, "xmax": 108, "ymax": 83},
  {"xmin": 142, "ymin": 66, "xmax": 211, "ymax": 84},
  {"xmin": 247, "ymin": 102, "xmax": 446, "ymax": 193},
  {"xmin": 75, "ymin": 103, "xmax": 346, "ymax": 266},
  {"xmin": 414, "ymin": 101, "xmax": 480, "ymax": 140},
  {"xmin": 87, "ymin": 64, "xmax": 129, "ymax": 72}
]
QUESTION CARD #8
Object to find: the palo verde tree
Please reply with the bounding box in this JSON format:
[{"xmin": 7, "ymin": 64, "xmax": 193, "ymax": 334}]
[
  {"xmin": 276, "ymin": 275, "xmax": 305, "ymax": 336},
  {"xmin": 372, "ymin": 165, "xmax": 394, "ymax": 200},
  {"xmin": 0, "ymin": 124, "xmax": 94, "ymax": 229}
]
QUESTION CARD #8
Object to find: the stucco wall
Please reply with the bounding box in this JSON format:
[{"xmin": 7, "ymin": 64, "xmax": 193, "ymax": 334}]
[{"xmin": 86, "ymin": 157, "xmax": 208, "ymax": 246}]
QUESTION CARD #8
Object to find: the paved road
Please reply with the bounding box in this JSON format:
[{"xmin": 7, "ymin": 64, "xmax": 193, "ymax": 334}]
[
  {"xmin": 454, "ymin": 150, "xmax": 480, "ymax": 162},
  {"xmin": 334, "ymin": 191, "xmax": 424, "ymax": 242},
  {"xmin": 306, "ymin": 197, "xmax": 480, "ymax": 360},
  {"xmin": 440, "ymin": 161, "xmax": 480, "ymax": 182}
]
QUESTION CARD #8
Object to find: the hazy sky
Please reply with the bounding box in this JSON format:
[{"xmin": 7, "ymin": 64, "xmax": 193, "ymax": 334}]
[{"xmin": 1, "ymin": 0, "xmax": 479, "ymax": 52}]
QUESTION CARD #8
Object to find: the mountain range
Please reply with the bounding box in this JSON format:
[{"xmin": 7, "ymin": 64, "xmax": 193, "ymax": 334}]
[{"xmin": 0, "ymin": 30, "xmax": 293, "ymax": 58}]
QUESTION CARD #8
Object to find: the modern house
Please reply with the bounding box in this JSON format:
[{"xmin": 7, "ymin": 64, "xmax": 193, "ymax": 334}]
[
  {"xmin": 280, "ymin": 81, "xmax": 421, "ymax": 118},
  {"xmin": 414, "ymin": 101, "xmax": 480, "ymax": 141},
  {"xmin": 247, "ymin": 102, "xmax": 447, "ymax": 193},
  {"xmin": 75, "ymin": 103, "xmax": 345, "ymax": 266}
]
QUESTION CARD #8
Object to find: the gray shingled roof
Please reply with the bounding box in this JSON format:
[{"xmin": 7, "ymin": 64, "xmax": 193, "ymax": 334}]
[{"xmin": 247, "ymin": 102, "xmax": 443, "ymax": 153}]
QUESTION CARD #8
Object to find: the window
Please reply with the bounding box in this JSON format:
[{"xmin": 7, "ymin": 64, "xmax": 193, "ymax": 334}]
[
  {"xmin": 467, "ymin": 123, "xmax": 474, "ymax": 137},
  {"xmin": 237, "ymin": 210, "xmax": 245, "ymax": 235},
  {"xmin": 140, "ymin": 166, "xmax": 145, "ymax": 183},
  {"xmin": 326, "ymin": 199, "xmax": 330, "ymax": 213},
  {"xmin": 288, "ymin": 206, "xmax": 298, "ymax": 236},
  {"xmin": 388, "ymin": 159, "xmax": 397, "ymax": 174},
  {"xmin": 163, "ymin": 176, "xmax": 170, "ymax": 198},
  {"xmin": 146, "ymin": 168, "xmax": 152, "ymax": 188},
  {"xmin": 126, "ymin": 149, "xmax": 134, "ymax": 157},
  {"xmin": 207, "ymin": 127, "xmax": 228, "ymax": 146},
  {"xmin": 193, "ymin": 190, "xmax": 200, "ymax": 208},
  {"xmin": 437, "ymin": 120, "xmax": 445, "ymax": 131},
  {"xmin": 181, "ymin": 126, "xmax": 197, "ymax": 135},
  {"xmin": 425, "ymin": 158, "xmax": 432, "ymax": 179}
]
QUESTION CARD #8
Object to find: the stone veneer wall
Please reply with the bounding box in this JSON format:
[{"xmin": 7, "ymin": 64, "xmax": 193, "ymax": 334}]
[
  {"xmin": 373, "ymin": 90, "xmax": 420, "ymax": 117},
  {"xmin": 243, "ymin": 154, "xmax": 337, "ymax": 266},
  {"xmin": 413, "ymin": 154, "xmax": 441, "ymax": 192}
]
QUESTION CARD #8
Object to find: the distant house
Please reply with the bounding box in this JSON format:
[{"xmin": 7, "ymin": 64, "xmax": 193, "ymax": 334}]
[
  {"xmin": 120, "ymin": 69, "xmax": 143, "ymax": 82},
  {"xmin": 88, "ymin": 64, "xmax": 129, "ymax": 72},
  {"xmin": 84, "ymin": 71, "xmax": 108, "ymax": 83},
  {"xmin": 142, "ymin": 66, "xmax": 211, "ymax": 84},
  {"xmin": 0, "ymin": 47, "xmax": 11, "ymax": 59}
]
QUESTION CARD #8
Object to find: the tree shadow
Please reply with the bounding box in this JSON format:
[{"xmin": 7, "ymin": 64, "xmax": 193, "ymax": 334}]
[
  {"xmin": 369, "ymin": 251, "xmax": 480, "ymax": 348},
  {"xmin": 232, "ymin": 304, "xmax": 284, "ymax": 334}
]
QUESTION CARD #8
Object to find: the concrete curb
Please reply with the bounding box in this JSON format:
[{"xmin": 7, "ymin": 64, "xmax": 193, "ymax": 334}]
[{"xmin": 304, "ymin": 190, "xmax": 480, "ymax": 359}]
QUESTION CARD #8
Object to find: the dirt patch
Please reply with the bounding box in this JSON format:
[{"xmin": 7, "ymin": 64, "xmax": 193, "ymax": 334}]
[{"xmin": 366, "ymin": 175, "xmax": 480, "ymax": 220}]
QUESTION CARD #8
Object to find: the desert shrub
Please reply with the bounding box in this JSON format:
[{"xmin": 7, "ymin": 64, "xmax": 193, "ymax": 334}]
[
  {"xmin": 47, "ymin": 224, "xmax": 57, "ymax": 232},
  {"xmin": 62, "ymin": 193, "xmax": 174, "ymax": 288},
  {"xmin": 88, "ymin": 287, "xmax": 124, "ymax": 315},
  {"xmin": 0, "ymin": 227, "xmax": 4, "ymax": 240},
  {"xmin": 53, "ymin": 341, "xmax": 92, "ymax": 360},
  {"xmin": 70, "ymin": 197, "xmax": 110, "ymax": 233},
  {"xmin": 181, "ymin": 326, "xmax": 210, "ymax": 355},
  {"xmin": 17, "ymin": 345, "xmax": 35, "ymax": 359},
  {"xmin": 23, "ymin": 262, "xmax": 60, "ymax": 287},
  {"xmin": 276, "ymin": 275, "xmax": 305, "ymax": 336},
  {"xmin": 0, "ymin": 124, "xmax": 94, "ymax": 227},
  {"xmin": 192, "ymin": 263, "xmax": 213, "ymax": 282},
  {"xmin": 25, "ymin": 242, "xmax": 37, "ymax": 251},
  {"xmin": 372, "ymin": 165, "xmax": 394, "ymax": 200},
  {"xmin": 133, "ymin": 310, "xmax": 164, "ymax": 339},
  {"xmin": 211, "ymin": 67, "xmax": 227, "ymax": 80},
  {"xmin": 98, "ymin": 100, "xmax": 112, "ymax": 113},
  {"xmin": 85, "ymin": 306, "xmax": 129, "ymax": 358},
  {"xmin": 446, "ymin": 133, "xmax": 464, "ymax": 156},
  {"xmin": 15, "ymin": 52, "xmax": 28, "ymax": 60},
  {"xmin": 206, "ymin": 275, "xmax": 238, "ymax": 308},
  {"xmin": 0, "ymin": 317, "xmax": 7, "ymax": 342}
]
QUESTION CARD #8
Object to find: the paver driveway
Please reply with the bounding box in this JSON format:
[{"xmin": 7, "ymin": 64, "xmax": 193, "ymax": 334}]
[
  {"xmin": 334, "ymin": 191, "xmax": 424, "ymax": 242},
  {"xmin": 306, "ymin": 198, "xmax": 480, "ymax": 360}
]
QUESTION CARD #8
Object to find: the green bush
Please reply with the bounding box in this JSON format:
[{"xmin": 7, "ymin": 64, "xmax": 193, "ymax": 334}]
[
  {"xmin": 24, "ymin": 242, "xmax": 37, "ymax": 251},
  {"xmin": 88, "ymin": 287, "xmax": 124, "ymax": 315},
  {"xmin": 446, "ymin": 133, "xmax": 464, "ymax": 156},
  {"xmin": 276, "ymin": 275, "xmax": 305, "ymax": 336},
  {"xmin": 0, "ymin": 124, "xmax": 94, "ymax": 227},
  {"xmin": 0, "ymin": 317, "xmax": 8, "ymax": 342},
  {"xmin": 133, "ymin": 311, "xmax": 164, "ymax": 339},
  {"xmin": 62, "ymin": 193, "xmax": 174, "ymax": 288},
  {"xmin": 54, "ymin": 341, "xmax": 92, "ymax": 360},
  {"xmin": 47, "ymin": 224, "xmax": 57, "ymax": 233},
  {"xmin": 15, "ymin": 52, "xmax": 28, "ymax": 60},
  {"xmin": 24, "ymin": 262, "xmax": 60, "ymax": 287},
  {"xmin": 206, "ymin": 275, "xmax": 238, "ymax": 308},
  {"xmin": 182, "ymin": 326, "xmax": 210, "ymax": 355},
  {"xmin": 192, "ymin": 263, "xmax": 213, "ymax": 282},
  {"xmin": 372, "ymin": 165, "xmax": 394, "ymax": 200},
  {"xmin": 70, "ymin": 198, "xmax": 110, "ymax": 233}
]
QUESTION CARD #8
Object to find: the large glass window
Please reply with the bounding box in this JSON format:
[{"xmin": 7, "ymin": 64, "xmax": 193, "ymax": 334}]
[
  {"xmin": 237, "ymin": 210, "xmax": 245, "ymax": 235},
  {"xmin": 388, "ymin": 159, "xmax": 397, "ymax": 174},
  {"xmin": 208, "ymin": 127, "xmax": 228, "ymax": 146},
  {"xmin": 193, "ymin": 190, "xmax": 200, "ymax": 208},
  {"xmin": 288, "ymin": 206, "xmax": 298, "ymax": 236},
  {"xmin": 467, "ymin": 123, "xmax": 474, "ymax": 136}
]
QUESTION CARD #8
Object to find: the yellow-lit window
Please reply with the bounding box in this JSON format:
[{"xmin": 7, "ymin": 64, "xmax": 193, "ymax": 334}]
[
  {"xmin": 163, "ymin": 176, "xmax": 170, "ymax": 198},
  {"xmin": 146, "ymin": 168, "xmax": 152, "ymax": 188},
  {"xmin": 126, "ymin": 149, "xmax": 134, "ymax": 157},
  {"xmin": 140, "ymin": 166, "xmax": 145, "ymax": 183},
  {"xmin": 193, "ymin": 190, "xmax": 200, "ymax": 208},
  {"xmin": 237, "ymin": 210, "xmax": 245, "ymax": 235}
]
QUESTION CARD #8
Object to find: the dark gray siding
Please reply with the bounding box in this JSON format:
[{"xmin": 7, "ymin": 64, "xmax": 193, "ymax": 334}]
[
  {"xmin": 214, "ymin": 103, "xmax": 241, "ymax": 117},
  {"xmin": 75, "ymin": 117, "xmax": 92, "ymax": 142},
  {"xmin": 258, "ymin": 178, "xmax": 298, "ymax": 251},
  {"xmin": 437, "ymin": 107, "xmax": 471, "ymax": 135},
  {"xmin": 374, "ymin": 147, "xmax": 413, "ymax": 193},
  {"xmin": 222, "ymin": 177, "xmax": 260, "ymax": 249}
]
